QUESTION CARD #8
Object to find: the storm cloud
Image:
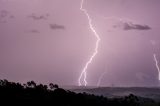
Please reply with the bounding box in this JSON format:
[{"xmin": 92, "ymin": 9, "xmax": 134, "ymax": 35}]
[
  {"xmin": 28, "ymin": 13, "xmax": 49, "ymax": 20},
  {"xmin": 49, "ymin": 24, "xmax": 65, "ymax": 30},
  {"xmin": 28, "ymin": 29, "xmax": 40, "ymax": 33},
  {"xmin": 109, "ymin": 18, "xmax": 151, "ymax": 31},
  {"xmin": 0, "ymin": 10, "xmax": 14, "ymax": 23},
  {"xmin": 0, "ymin": 0, "xmax": 159, "ymax": 87},
  {"xmin": 123, "ymin": 22, "xmax": 151, "ymax": 31}
]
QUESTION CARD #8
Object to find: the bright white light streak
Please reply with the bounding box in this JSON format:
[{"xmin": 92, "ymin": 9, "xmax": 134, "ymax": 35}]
[
  {"xmin": 96, "ymin": 72, "xmax": 106, "ymax": 87},
  {"xmin": 78, "ymin": 0, "xmax": 101, "ymax": 86},
  {"xmin": 153, "ymin": 53, "xmax": 160, "ymax": 81}
]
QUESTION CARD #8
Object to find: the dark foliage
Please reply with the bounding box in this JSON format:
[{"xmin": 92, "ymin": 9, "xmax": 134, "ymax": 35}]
[{"xmin": 0, "ymin": 79, "xmax": 158, "ymax": 106}]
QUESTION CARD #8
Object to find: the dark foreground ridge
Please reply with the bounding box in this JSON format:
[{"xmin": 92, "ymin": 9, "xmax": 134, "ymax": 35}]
[{"xmin": 0, "ymin": 79, "xmax": 159, "ymax": 106}]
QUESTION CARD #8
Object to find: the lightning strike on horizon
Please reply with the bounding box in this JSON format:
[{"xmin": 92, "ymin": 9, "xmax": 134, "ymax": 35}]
[
  {"xmin": 96, "ymin": 72, "xmax": 106, "ymax": 87},
  {"xmin": 78, "ymin": 0, "xmax": 101, "ymax": 86},
  {"xmin": 153, "ymin": 53, "xmax": 160, "ymax": 81},
  {"xmin": 150, "ymin": 40, "xmax": 160, "ymax": 81}
]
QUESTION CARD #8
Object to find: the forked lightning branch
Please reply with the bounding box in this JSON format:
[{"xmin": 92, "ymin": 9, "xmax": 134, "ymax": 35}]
[{"xmin": 78, "ymin": 0, "xmax": 101, "ymax": 86}]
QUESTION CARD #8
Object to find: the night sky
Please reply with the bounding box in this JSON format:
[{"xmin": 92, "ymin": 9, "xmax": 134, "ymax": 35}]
[{"xmin": 0, "ymin": 0, "xmax": 160, "ymax": 87}]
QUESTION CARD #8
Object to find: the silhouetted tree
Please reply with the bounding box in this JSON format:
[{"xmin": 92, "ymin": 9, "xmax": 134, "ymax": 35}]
[
  {"xmin": 27, "ymin": 81, "xmax": 36, "ymax": 88},
  {"xmin": 49, "ymin": 83, "xmax": 59, "ymax": 90},
  {"xmin": 0, "ymin": 79, "xmax": 158, "ymax": 106}
]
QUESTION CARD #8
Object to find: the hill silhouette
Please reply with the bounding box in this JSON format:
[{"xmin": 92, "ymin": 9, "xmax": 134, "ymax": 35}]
[{"xmin": 0, "ymin": 79, "xmax": 159, "ymax": 106}]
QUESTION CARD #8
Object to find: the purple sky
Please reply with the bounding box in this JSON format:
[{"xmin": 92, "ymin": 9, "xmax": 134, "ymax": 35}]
[{"xmin": 0, "ymin": 0, "xmax": 160, "ymax": 87}]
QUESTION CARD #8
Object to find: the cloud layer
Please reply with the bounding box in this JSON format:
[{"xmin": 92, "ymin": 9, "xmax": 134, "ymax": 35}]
[
  {"xmin": 49, "ymin": 24, "xmax": 65, "ymax": 30},
  {"xmin": 0, "ymin": 10, "xmax": 14, "ymax": 23},
  {"xmin": 123, "ymin": 22, "xmax": 151, "ymax": 31},
  {"xmin": 28, "ymin": 13, "xmax": 49, "ymax": 20}
]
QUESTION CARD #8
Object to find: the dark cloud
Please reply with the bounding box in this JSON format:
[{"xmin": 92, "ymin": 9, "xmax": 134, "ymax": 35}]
[
  {"xmin": 49, "ymin": 24, "xmax": 65, "ymax": 30},
  {"xmin": 29, "ymin": 29, "xmax": 40, "ymax": 33},
  {"xmin": 0, "ymin": 10, "xmax": 8, "ymax": 18},
  {"xmin": 111, "ymin": 19, "xmax": 151, "ymax": 31},
  {"xmin": 0, "ymin": 10, "xmax": 14, "ymax": 23},
  {"xmin": 122, "ymin": 22, "xmax": 151, "ymax": 31},
  {"xmin": 28, "ymin": 13, "xmax": 49, "ymax": 20}
]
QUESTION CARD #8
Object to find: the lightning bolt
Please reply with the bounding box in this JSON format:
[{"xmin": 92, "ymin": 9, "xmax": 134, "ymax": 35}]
[
  {"xmin": 153, "ymin": 54, "xmax": 160, "ymax": 81},
  {"xmin": 78, "ymin": 0, "xmax": 101, "ymax": 86},
  {"xmin": 96, "ymin": 72, "xmax": 106, "ymax": 87},
  {"xmin": 150, "ymin": 40, "xmax": 160, "ymax": 81}
]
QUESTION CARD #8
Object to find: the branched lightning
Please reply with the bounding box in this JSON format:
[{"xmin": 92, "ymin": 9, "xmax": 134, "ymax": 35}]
[
  {"xmin": 153, "ymin": 54, "xmax": 160, "ymax": 81},
  {"xmin": 78, "ymin": 0, "xmax": 101, "ymax": 86},
  {"xmin": 96, "ymin": 72, "xmax": 106, "ymax": 87}
]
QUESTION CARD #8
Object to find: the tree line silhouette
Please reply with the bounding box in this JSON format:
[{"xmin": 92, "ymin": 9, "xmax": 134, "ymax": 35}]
[{"xmin": 0, "ymin": 79, "xmax": 159, "ymax": 106}]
